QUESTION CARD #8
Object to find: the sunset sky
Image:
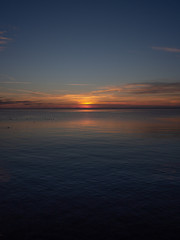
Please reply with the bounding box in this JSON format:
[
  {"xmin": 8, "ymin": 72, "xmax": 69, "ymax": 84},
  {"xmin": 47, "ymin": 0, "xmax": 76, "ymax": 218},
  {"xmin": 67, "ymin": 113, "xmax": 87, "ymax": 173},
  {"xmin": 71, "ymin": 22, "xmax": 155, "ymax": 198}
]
[{"xmin": 1, "ymin": 0, "xmax": 180, "ymax": 108}]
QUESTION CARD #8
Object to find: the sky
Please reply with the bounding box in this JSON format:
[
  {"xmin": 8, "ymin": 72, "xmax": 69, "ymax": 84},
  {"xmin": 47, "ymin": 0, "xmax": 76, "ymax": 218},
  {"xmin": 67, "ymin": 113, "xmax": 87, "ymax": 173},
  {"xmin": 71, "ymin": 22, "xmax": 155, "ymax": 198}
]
[{"xmin": 0, "ymin": 0, "xmax": 180, "ymax": 108}]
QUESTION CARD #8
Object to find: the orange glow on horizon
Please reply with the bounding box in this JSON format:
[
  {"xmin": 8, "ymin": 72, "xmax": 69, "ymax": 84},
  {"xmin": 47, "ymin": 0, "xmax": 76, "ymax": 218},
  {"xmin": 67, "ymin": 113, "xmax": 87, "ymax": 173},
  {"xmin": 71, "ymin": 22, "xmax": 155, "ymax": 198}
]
[
  {"xmin": 77, "ymin": 97, "xmax": 97, "ymax": 108},
  {"xmin": 79, "ymin": 103, "xmax": 93, "ymax": 108},
  {"xmin": 0, "ymin": 82, "xmax": 180, "ymax": 109}
]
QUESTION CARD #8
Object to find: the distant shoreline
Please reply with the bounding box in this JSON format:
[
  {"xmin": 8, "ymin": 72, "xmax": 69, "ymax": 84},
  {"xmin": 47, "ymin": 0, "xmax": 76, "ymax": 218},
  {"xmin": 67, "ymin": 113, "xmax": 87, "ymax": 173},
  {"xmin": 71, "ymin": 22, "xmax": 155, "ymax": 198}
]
[{"xmin": 0, "ymin": 107, "xmax": 180, "ymax": 110}]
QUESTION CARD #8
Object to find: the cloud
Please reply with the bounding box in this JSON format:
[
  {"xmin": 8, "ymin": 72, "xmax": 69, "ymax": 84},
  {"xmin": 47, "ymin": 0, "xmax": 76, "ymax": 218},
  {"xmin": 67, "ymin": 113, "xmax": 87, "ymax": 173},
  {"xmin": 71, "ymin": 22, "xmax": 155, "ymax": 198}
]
[
  {"xmin": 0, "ymin": 82, "xmax": 31, "ymax": 84},
  {"xmin": 0, "ymin": 74, "xmax": 15, "ymax": 81},
  {"xmin": 0, "ymin": 46, "xmax": 6, "ymax": 51},
  {"xmin": 65, "ymin": 83, "xmax": 93, "ymax": 86},
  {"xmin": 152, "ymin": 46, "xmax": 180, "ymax": 53},
  {"xmin": 92, "ymin": 88, "xmax": 122, "ymax": 94},
  {"xmin": 0, "ymin": 75, "xmax": 31, "ymax": 85},
  {"xmin": 92, "ymin": 83, "xmax": 180, "ymax": 95},
  {"xmin": 11, "ymin": 89, "xmax": 52, "ymax": 96},
  {"xmin": 0, "ymin": 36, "xmax": 11, "ymax": 41},
  {"xmin": 0, "ymin": 30, "xmax": 13, "ymax": 51},
  {"xmin": 0, "ymin": 41, "xmax": 7, "ymax": 44},
  {"xmin": 0, "ymin": 99, "xmax": 41, "ymax": 106},
  {"xmin": 124, "ymin": 82, "xmax": 180, "ymax": 94}
]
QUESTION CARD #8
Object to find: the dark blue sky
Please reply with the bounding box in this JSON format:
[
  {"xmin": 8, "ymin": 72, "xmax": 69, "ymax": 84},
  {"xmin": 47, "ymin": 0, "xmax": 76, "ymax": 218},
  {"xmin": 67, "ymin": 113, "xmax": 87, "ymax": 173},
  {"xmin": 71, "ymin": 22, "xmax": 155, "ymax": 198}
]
[{"xmin": 1, "ymin": 0, "xmax": 180, "ymax": 107}]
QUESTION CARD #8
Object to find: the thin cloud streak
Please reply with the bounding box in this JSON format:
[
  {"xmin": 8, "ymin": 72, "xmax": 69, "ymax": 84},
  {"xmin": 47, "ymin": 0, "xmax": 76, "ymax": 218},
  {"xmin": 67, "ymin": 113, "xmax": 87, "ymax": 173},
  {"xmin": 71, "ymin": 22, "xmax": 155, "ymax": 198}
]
[
  {"xmin": 0, "ymin": 74, "xmax": 15, "ymax": 81},
  {"xmin": 152, "ymin": 46, "xmax": 180, "ymax": 53},
  {"xmin": 124, "ymin": 82, "xmax": 180, "ymax": 94},
  {"xmin": 0, "ymin": 30, "xmax": 13, "ymax": 51},
  {"xmin": 93, "ymin": 83, "xmax": 180, "ymax": 95},
  {"xmin": 0, "ymin": 82, "xmax": 31, "ymax": 84},
  {"xmin": 9, "ymin": 89, "xmax": 52, "ymax": 96},
  {"xmin": 65, "ymin": 83, "xmax": 94, "ymax": 86},
  {"xmin": 92, "ymin": 88, "xmax": 122, "ymax": 94},
  {"xmin": 0, "ymin": 99, "xmax": 41, "ymax": 106},
  {"xmin": 0, "ymin": 46, "xmax": 6, "ymax": 51},
  {"xmin": 0, "ymin": 75, "xmax": 30, "ymax": 85}
]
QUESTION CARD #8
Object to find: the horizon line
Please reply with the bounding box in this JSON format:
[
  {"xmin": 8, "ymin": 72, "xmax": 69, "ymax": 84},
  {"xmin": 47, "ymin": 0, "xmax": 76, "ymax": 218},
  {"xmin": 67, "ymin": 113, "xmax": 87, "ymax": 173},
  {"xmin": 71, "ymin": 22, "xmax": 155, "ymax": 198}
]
[{"xmin": 0, "ymin": 107, "xmax": 180, "ymax": 110}]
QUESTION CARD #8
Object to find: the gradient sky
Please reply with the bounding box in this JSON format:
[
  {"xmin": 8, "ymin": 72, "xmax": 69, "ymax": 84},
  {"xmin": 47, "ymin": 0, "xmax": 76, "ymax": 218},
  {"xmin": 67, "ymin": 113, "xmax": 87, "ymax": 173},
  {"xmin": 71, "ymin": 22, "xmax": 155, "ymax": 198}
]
[{"xmin": 1, "ymin": 0, "xmax": 180, "ymax": 108}]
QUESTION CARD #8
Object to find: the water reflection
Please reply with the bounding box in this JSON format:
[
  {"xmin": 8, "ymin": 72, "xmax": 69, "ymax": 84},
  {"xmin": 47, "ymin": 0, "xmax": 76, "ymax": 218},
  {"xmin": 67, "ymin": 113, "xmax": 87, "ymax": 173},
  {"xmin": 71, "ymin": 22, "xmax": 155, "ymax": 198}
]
[
  {"xmin": 0, "ymin": 109, "xmax": 179, "ymax": 240},
  {"xmin": 0, "ymin": 109, "xmax": 179, "ymax": 137},
  {"xmin": 0, "ymin": 167, "xmax": 10, "ymax": 182}
]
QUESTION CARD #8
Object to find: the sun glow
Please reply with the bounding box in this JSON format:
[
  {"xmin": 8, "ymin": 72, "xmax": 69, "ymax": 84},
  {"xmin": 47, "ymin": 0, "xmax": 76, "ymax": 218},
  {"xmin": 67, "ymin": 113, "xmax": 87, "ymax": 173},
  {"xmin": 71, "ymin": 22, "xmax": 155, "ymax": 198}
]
[
  {"xmin": 78, "ymin": 97, "xmax": 96, "ymax": 107},
  {"xmin": 80, "ymin": 102, "xmax": 93, "ymax": 108},
  {"xmin": 82, "ymin": 101, "xmax": 93, "ymax": 105}
]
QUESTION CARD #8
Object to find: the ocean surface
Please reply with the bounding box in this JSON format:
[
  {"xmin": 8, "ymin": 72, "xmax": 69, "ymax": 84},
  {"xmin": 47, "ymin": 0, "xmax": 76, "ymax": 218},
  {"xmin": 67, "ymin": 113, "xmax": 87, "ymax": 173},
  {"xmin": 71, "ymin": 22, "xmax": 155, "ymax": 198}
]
[{"xmin": 0, "ymin": 109, "xmax": 180, "ymax": 240}]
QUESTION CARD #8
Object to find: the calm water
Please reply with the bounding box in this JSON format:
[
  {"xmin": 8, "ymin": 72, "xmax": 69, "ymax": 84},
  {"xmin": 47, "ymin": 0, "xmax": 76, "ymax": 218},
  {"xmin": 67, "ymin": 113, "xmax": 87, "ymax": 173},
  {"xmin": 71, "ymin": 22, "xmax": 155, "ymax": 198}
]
[{"xmin": 0, "ymin": 109, "xmax": 180, "ymax": 240}]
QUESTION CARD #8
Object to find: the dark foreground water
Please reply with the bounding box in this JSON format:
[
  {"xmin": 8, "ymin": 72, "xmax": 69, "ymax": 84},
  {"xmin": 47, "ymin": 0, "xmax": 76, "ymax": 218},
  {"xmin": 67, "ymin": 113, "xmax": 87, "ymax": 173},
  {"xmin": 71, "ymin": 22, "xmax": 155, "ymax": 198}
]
[{"xmin": 0, "ymin": 109, "xmax": 180, "ymax": 240}]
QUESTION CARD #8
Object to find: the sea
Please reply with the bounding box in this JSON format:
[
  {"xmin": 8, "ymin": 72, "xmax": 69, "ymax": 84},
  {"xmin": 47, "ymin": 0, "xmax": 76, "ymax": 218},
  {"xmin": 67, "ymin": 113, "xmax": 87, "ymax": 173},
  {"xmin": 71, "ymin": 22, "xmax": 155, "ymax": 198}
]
[{"xmin": 0, "ymin": 109, "xmax": 179, "ymax": 240}]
